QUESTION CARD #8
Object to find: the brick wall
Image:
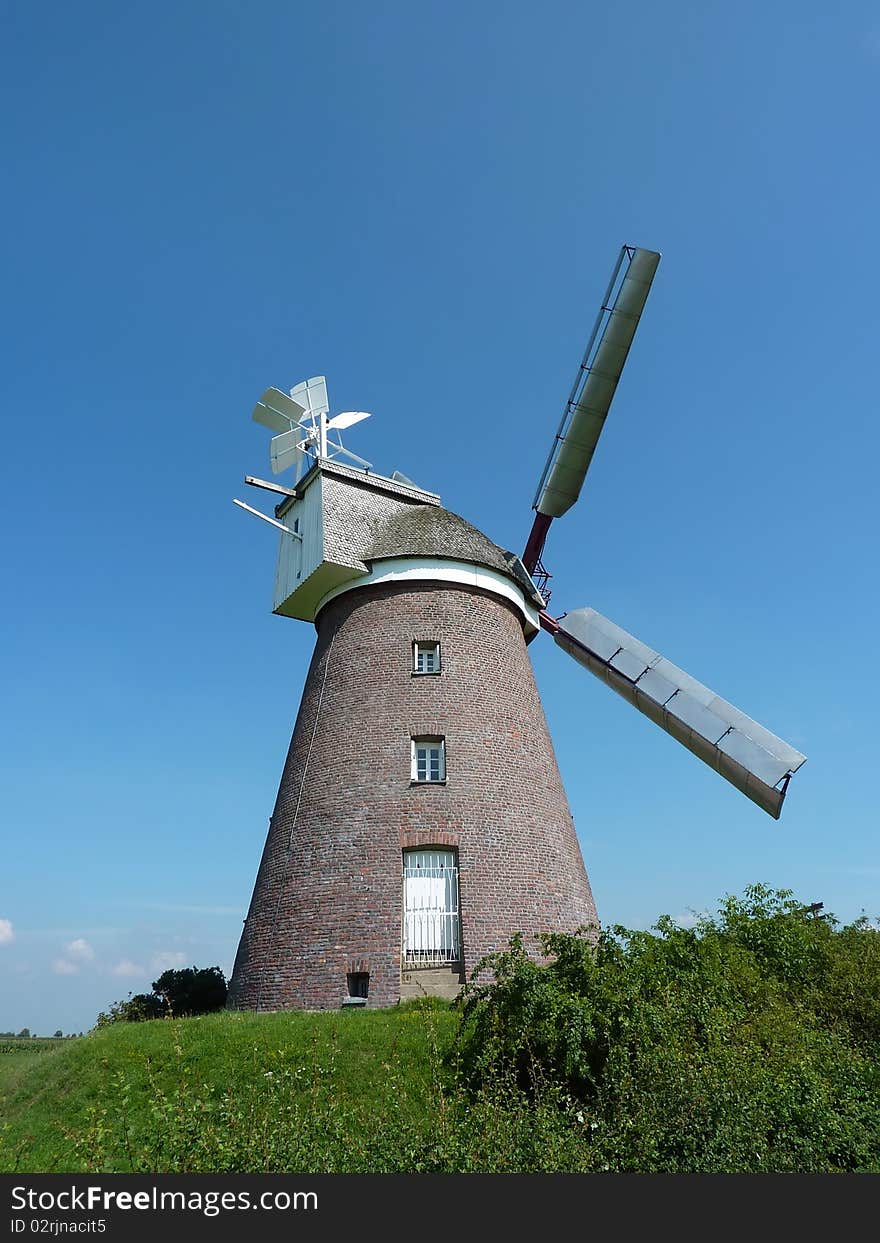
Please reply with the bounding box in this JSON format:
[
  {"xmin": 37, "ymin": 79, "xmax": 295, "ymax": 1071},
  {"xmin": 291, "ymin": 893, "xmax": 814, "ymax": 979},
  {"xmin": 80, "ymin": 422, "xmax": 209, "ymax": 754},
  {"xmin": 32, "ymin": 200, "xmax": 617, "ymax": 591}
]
[{"xmin": 228, "ymin": 578, "xmax": 598, "ymax": 1011}]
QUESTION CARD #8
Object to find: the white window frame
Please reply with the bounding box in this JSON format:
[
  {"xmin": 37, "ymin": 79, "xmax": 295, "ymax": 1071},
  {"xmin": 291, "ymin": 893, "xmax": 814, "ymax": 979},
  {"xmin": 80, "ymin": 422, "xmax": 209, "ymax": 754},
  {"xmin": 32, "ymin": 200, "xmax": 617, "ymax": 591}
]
[
  {"xmin": 413, "ymin": 640, "xmax": 441, "ymax": 675},
  {"xmin": 402, "ymin": 849, "xmax": 460, "ymax": 963},
  {"xmin": 411, "ymin": 736, "xmax": 446, "ymax": 783}
]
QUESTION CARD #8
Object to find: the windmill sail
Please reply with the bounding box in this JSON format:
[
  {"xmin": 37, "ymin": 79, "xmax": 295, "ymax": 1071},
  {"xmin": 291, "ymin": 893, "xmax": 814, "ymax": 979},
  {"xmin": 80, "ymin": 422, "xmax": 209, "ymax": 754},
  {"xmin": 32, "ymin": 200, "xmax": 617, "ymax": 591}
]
[
  {"xmin": 523, "ymin": 244, "xmax": 660, "ymax": 574},
  {"xmin": 553, "ymin": 607, "xmax": 806, "ymax": 819},
  {"xmin": 270, "ymin": 426, "xmax": 305, "ymax": 475},
  {"xmin": 252, "ymin": 387, "xmax": 307, "ymax": 432},
  {"xmin": 534, "ymin": 246, "xmax": 660, "ymax": 520}
]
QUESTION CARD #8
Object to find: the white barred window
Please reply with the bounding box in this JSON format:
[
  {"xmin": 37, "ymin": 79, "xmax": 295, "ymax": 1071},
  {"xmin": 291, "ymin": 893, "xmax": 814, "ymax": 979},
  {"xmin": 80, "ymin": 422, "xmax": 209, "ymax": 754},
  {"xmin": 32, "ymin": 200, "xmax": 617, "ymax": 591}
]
[
  {"xmin": 403, "ymin": 849, "xmax": 460, "ymax": 963},
  {"xmin": 411, "ymin": 736, "xmax": 445, "ymax": 783},
  {"xmin": 413, "ymin": 641, "xmax": 441, "ymax": 674}
]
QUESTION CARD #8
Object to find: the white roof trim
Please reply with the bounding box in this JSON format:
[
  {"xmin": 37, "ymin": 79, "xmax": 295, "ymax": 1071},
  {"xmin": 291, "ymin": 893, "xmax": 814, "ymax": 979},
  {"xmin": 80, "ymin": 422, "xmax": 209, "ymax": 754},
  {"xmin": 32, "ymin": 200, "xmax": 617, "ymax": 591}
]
[{"xmin": 315, "ymin": 557, "xmax": 540, "ymax": 636}]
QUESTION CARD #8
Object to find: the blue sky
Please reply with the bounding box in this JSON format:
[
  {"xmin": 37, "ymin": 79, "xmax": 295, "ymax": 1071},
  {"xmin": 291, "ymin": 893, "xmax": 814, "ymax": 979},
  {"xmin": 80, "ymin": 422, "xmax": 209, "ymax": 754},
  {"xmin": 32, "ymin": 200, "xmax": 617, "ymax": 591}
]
[{"xmin": 2, "ymin": 2, "xmax": 878, "ymax": 1034}]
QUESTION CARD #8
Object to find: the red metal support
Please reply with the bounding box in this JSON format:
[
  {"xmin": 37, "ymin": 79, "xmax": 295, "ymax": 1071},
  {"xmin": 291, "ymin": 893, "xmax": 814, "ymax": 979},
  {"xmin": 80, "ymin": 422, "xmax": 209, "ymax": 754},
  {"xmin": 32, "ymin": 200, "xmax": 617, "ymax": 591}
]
[{"xmin": 522, "ymin": 511, "xmax": 553, "ymax": 576}]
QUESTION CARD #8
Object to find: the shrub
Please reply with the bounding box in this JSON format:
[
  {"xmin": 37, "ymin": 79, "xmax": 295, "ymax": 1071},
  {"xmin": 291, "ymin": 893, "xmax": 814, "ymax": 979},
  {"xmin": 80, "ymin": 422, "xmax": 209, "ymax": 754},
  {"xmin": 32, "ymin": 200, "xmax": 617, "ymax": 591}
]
[
  {"xmin": 152, "ymin": 967, "xmax": 227, "ymax": 1017},
  {"xmin": 454, "ymin": 885, "xmax": 880, "ymax": 1172},
  {"xmin": 95, "ymin": 968, "xmax": 227, "ymax": 1028}
]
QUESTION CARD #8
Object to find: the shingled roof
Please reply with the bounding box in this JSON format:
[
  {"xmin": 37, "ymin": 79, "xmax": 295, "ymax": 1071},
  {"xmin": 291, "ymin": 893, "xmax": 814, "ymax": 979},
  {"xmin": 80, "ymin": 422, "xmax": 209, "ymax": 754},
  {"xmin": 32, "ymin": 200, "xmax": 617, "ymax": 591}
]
[
  {"xmin": 365, "ymin": 503, "xmax": 544, "ymax": 609},
  {"xmin": 272, "ymin": 464, "xmax": 544, "ymax": 621}
]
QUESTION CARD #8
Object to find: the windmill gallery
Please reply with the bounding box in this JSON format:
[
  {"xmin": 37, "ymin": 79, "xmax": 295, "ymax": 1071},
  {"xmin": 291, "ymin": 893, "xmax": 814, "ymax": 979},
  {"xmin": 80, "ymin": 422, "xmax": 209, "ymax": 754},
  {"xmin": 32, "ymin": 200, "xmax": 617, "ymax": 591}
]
[{"xmin": 228, "ymin": 247, "xmax": 806, "ymax": 1012}]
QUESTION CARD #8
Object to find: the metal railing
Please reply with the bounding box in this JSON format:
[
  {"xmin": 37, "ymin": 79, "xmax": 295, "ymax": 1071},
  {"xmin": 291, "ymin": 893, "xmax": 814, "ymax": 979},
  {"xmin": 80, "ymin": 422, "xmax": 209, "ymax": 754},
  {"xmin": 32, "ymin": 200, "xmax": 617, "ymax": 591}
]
[{"xmin": 402, "ymin": 862, "xmax": 460, "ymax": 964}]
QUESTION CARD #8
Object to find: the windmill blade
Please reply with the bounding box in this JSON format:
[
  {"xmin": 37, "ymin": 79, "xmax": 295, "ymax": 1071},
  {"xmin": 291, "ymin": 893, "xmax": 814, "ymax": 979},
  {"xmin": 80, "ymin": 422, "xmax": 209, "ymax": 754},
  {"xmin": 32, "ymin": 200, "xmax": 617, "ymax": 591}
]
[
  {"xmin": 290, "ymin": 375, "xmax": 329, "ymax": 416},
  {"xmin": 523, "ymin": 246, "xmax": 660, "ymax": 574},
  {"xmin": 253, "ymin": 403, "xmax": 292, "ymax": 434},
  {"xmin": 270, "ymin": 427, "xmax": 305, "ymax": 476},
  {"xmin": 552, "ymin": 607, "xmax": 806, "ymax": 819},
  {"xmin": 252, "ymin": 387, "xmax": 307, "ymax": 432},
  {"xmin": 327, "ymin": 410, "xmax": 371, "ymax": 431},
  {"xmin": 534, "ymin": 247, "xmax": 660, "ymax": 520}
]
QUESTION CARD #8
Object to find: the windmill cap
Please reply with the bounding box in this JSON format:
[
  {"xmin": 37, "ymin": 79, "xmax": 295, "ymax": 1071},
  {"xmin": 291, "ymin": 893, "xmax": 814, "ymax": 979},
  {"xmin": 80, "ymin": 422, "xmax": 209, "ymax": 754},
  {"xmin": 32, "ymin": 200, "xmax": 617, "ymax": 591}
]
[{"xmin": 366, "ymin": 504, "xmax": 543, "ymax": 609}]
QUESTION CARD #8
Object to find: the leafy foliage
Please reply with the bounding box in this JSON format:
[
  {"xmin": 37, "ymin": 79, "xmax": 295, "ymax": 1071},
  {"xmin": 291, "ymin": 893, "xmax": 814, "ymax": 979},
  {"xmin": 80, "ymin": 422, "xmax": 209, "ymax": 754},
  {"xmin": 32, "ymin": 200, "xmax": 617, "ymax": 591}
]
[
  {"xmin": 454, "ymin": 885, "xmax": 880, "ymax": 1171},
  {"xmin": 152, "ymin": 967, "xmax": 228, "ymax": 1017},
  {"xmin": 95, "ymin": 994, "xmax": 166, "ymax": 1027},
  {"xmin": 95, "ymin": 967, "xmax": 227, "ymax": 1028}
]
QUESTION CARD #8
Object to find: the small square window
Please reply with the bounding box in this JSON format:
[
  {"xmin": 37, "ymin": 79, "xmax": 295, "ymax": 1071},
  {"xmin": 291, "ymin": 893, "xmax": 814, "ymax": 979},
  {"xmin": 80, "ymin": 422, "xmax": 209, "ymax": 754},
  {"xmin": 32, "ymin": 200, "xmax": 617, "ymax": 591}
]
[
  {"xmin": 413, "ymin": 641, "xmax": 441, "ymax": 675},
  {"xmin": 411, "ymin": 736, "xmax": 446, "ymax": 783},
  {"xmin": 347, "ymin": 972, "xmax": 369, "ymax": 998}
]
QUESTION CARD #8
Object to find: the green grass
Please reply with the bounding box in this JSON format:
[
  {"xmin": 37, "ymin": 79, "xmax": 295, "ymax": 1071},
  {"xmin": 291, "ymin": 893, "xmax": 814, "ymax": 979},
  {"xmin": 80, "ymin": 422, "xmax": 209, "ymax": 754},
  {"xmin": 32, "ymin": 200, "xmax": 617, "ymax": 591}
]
[
  {"xmin": 0, "ymin": 1004, "xmax": 461, "ymax": 1173},
  {"xmin": 0, "ymin": 1003, "xmax": 588, "ymax": 1174},
  {"xmin": 9, "ymin": 889, "xmax": 875, "ymax": 1173}
]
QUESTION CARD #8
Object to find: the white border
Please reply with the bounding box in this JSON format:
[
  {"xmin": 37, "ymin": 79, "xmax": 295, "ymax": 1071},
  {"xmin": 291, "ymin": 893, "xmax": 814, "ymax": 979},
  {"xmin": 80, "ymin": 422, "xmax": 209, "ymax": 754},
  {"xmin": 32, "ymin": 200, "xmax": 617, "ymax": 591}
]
[{"xmin": 315, "ymin": 557, "xmax": 540, "ymax": 635}]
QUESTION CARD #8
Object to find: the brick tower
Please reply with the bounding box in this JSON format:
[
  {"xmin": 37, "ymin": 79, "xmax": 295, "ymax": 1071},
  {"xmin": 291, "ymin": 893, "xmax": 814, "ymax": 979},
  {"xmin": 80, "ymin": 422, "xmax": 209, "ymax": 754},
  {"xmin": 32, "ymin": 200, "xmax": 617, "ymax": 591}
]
[{"xmin": 228, "ymin": 461, "xmax": 597, "ymax": 1010}]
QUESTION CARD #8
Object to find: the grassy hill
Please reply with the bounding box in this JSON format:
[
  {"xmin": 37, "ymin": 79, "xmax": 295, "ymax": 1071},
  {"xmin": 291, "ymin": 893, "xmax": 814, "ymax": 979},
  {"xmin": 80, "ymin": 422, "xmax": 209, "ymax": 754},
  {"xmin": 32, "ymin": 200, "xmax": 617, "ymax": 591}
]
[
  {"xmin": 0, "ymin": 1002, "xmax": 607, "ymax": 1174},
  {"xmin": 0, "ymin": 1004, "xmax": 469, "ymax": 1173},
  {"xmin": 4, "ymin": 888, "xmax": 879, "ymax": 1174}
]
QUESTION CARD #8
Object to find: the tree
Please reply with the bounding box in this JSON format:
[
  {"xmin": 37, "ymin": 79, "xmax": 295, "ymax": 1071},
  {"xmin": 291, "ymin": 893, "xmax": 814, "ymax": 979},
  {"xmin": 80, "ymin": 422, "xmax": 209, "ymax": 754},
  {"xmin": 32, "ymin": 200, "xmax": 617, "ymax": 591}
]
[
  {"xmin": 53, "ymin": 1029, "xmax": 63, "ymax": 1038},
  {"xmin": 17, "ymin": 1028, "xmax": 30, "ymax": 1039},
  {"xmin": 152, "ymin": 966, "xmax": 227, "ymax": 1016},
  {"xmin": 94, "ymin": 967, "xmax": 228, "ymax": 1028}
]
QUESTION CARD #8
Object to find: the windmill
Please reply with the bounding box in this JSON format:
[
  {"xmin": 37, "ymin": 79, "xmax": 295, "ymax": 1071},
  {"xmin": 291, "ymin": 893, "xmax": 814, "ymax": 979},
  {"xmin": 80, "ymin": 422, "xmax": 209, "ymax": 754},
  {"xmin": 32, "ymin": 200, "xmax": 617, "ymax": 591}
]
[{"xmin": 228, "ymin": 246, "xmax": 806, "ymax": 1011}]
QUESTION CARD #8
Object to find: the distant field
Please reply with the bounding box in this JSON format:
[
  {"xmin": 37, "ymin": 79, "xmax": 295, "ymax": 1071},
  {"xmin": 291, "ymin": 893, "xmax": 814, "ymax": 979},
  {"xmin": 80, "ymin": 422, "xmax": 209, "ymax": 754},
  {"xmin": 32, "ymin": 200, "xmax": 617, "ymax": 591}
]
[{"xmin": 0, "ymin": 1038, "xmax": 66, "ymax": 1055}]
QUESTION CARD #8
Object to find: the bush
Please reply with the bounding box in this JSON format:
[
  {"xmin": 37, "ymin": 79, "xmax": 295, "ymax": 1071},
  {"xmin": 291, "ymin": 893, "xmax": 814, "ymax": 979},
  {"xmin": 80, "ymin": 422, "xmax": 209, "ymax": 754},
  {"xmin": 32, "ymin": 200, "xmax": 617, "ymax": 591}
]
[
  {"xmin": 454, "ymin": 885, "xmax": 880, "ymax": 1172},
  {"xmin": 153, "ymin": 967, "xmax": 227, "ymax": 1017},
  {"xmin": 95, "ymin": 968, "xmax": 227, "ymax": 1028}
]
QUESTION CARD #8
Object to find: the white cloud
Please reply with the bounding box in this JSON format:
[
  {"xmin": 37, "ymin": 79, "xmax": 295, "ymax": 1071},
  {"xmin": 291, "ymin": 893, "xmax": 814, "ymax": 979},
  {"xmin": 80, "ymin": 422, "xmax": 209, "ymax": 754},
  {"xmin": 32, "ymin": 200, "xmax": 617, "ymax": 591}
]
[
  {"xmin": 0, "ymin": 919, "xmax": 13, "ymax": 945},
  {"xmin": 65, "ymin": 938, "xmax": 95, "ymax": 962},
  {"xmin": 672, "ymin": 910, "xmax": 708, "ymax": 929},
  {"xmin": 110, "ymin": 959, "xmax": 144, "ymax": 978},
  {"xmin": 53, "ymin": 958, "xmax": 79, "ymax": 976},
  {"xmin": 151, "ymin": 951, "xmax": 187, "ymax": 972}
]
